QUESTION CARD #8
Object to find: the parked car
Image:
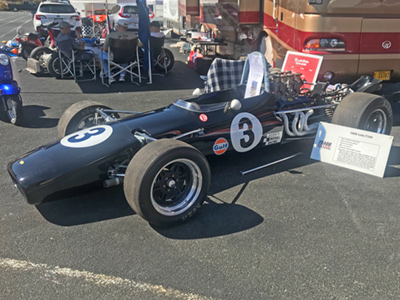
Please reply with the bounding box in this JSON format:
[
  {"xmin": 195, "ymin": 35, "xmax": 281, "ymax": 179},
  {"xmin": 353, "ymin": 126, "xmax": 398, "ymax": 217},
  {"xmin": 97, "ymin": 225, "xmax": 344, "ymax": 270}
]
[
  {"xmin": 33, "ymin": 0, "xmax": 81, "ymax": 31},
  {"xmin": 108, "ymin": 3, "xmax": 154, "ymax": 30},
  {"xmin": 8, "ymin": 1, "xmax": 37, "ymax": 12}
]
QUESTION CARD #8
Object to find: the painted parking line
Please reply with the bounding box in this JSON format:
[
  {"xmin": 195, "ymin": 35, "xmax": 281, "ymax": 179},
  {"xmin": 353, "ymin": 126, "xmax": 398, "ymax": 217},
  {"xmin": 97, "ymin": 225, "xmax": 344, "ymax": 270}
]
[
  {"xmin": 0, "ymin": 257, "xmax": 218, "ymax": 300},
  {"xmin": 0, "ymin": 18, "xmax": 32, "ymax": 39}
]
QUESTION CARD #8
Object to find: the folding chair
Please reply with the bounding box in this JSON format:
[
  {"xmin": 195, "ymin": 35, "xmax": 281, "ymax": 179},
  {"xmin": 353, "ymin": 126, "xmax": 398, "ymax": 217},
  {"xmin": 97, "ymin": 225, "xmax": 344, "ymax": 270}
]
[
  {"xmin": 101, "ymin": 37, "xmax": 141, "ymax": 86},
  {"xmin": 150, "ymin": 36, "xmax": 167, "ymax": 74},
  {"xmin": 56, "ymin": 39, "xmax": 96, "ymax": 82}
]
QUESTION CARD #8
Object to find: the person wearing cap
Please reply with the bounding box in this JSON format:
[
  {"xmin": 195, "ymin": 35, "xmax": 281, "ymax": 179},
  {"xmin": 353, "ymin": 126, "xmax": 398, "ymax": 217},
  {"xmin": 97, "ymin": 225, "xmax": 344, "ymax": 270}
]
[
  {"xmin": 55, "ymin": 21, "xmax": 85, "ymax": 59},
  {"xmin": 100, "ymin": 19, "xmax": 141, "ymax": 83},
  {"xmin": 148, "ymin": 21, "xmax": 164, "ymax": 38}
]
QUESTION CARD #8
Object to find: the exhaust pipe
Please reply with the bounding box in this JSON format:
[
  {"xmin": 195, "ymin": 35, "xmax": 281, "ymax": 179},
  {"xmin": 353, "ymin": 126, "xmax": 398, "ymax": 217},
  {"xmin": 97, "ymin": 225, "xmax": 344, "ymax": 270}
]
[{"xmin": 103, "ymin": 177, "xmax": 124, "ymax": 188}]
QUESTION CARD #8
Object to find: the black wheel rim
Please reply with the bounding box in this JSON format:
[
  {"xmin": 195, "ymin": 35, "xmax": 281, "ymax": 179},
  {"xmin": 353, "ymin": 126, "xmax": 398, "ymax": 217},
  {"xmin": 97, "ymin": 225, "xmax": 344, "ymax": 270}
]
[
  {"xmin": 364, "ymin": 109, "xmax": 387, "ymax": 134},
  {"xmin": 151, "ymin": 159, "xmax": 202, "ymax": 216},
  {"xmin": 74, "ymin": 112, "xmax": 104, "ymax": 131}
]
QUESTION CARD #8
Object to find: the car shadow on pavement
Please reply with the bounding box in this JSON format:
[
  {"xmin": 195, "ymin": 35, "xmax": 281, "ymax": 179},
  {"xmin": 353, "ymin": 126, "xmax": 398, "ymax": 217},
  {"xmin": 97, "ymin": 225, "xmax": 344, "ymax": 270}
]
[
  {"xmin": 153, "ymin": 201, "xmax": 265, "ymax": 239},
  {"xmin": 18, "ymin": 105, "xmax": 59, "ymax": 128},
  {"xmin": 386, "ymin": 146, "xmax": 400, "ymax": 178},
  {"xmin": 0, "ymin": 105, "xmax": 56, "ymax": 128},
  {"xmin": 36, "ymin": 186, "xmax": 134, "ymax": 226}
]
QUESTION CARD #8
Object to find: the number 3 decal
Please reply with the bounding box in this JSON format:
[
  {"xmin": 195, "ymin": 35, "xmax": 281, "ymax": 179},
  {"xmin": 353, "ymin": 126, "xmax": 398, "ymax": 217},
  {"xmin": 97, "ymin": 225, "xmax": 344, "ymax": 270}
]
[
  {"xmin": 61, "ymin": 125, "xmax": 113, "ymax": 148},
  {"xmin": 230, "ymin": 113, "xmax": 262, "ymax": 152}
]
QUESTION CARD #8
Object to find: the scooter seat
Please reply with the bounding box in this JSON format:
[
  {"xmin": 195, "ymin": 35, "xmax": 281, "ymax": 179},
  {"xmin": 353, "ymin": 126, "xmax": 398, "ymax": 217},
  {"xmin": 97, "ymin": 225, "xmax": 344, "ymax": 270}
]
[{"xmin": 27, "ymin": 32, "xmax": 41, "ymax": 39}]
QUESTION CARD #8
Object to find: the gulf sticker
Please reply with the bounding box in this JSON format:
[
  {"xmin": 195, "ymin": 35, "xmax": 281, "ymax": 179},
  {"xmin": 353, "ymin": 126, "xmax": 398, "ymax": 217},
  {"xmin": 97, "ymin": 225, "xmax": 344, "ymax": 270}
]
[
  {"xmin": 199, "ymin": 114, "xmax": 208, "ymax": 122},
  {"xmin": 213, "ymin": 138, "xmax": 229, "ymax": 155}
]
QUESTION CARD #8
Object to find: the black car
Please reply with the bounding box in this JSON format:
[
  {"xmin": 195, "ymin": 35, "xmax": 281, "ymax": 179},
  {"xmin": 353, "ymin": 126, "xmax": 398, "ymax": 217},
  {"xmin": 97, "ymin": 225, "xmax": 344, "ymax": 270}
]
[{"xmin": 7, "ymin": 53, "xmax": 392, "ymax": 226}]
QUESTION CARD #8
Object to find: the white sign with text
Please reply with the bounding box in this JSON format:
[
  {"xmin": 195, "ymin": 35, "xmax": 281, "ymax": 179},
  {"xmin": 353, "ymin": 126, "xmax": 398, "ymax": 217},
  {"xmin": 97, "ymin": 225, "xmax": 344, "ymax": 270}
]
[{"xmin": 310, "ymin": 122, "xmax": 394, "ymax": 178}]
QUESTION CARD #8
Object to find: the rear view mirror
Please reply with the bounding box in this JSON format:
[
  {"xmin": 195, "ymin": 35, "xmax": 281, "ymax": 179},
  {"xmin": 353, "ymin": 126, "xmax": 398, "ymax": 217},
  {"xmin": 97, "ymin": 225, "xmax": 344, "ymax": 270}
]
[{"xmin": 224, "ymin": 99, "xmax": 242, "ymax": 113}]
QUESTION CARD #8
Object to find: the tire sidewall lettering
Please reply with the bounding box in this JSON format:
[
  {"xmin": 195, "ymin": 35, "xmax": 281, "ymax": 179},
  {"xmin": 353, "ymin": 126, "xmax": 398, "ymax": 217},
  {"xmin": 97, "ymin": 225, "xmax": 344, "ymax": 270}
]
[{"xmin": 230, "ymin": 113, "xmax": 263, "ymax": 152}]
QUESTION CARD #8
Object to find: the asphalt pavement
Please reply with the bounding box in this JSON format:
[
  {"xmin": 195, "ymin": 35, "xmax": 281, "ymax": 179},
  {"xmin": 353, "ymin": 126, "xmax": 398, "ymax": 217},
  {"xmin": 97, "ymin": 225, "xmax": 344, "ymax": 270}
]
[{"xmin": 1, "ymin": 11, "xmax": 400, "ymax": 300}]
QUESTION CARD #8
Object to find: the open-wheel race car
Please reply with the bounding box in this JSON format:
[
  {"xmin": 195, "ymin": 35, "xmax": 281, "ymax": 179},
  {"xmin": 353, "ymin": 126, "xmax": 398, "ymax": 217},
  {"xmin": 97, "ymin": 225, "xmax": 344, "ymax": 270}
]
[{"xmin": 7, "ymin": 52, "xmax": 393, "ymax": 226}]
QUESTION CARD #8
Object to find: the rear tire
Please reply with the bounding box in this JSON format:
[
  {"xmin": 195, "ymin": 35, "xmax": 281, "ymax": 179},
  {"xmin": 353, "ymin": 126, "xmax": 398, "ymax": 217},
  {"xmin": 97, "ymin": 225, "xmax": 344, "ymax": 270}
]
[
  {"xmin": 57, "ymin": 100, "xmax": 120, "ymax": 138},
  {"xmin": 4, "ymin": 95, "xmax": 23, "ymax": 126},
  {"xmin": 332, "ymin": 92, "xmax": 393, "ymax": 134},
  {"xmin": 124, "ymin": 139, "xmax": 211, "ymax": 227}
]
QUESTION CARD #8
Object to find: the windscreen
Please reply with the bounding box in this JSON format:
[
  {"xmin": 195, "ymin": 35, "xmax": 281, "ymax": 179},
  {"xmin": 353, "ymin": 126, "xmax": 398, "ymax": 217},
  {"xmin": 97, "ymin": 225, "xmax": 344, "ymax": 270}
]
[
  {"xmin": 123, "ymin": 6, "xmax": 138, "ymax": 14},
  {"xmin": 39, "ymin": 4, "xmax": 76, "ymax": 14}
]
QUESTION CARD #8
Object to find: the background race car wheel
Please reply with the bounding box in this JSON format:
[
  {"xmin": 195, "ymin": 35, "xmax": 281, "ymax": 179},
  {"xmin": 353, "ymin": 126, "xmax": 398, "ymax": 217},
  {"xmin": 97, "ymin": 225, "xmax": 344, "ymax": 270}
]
[
  {"xmin": 124, "ymin": 139, "xmax": 211, "ymax": 227},
  {"xmin": 332, "ymin": 92, "xmax": 393, "ymax": 135},
  {"xmin": 4, "ymin": 95, "xmax": 23, "ymax": 125},
  {"xmin": 57, "ymin": 100, "xmax": 120, "ymax": 138}
]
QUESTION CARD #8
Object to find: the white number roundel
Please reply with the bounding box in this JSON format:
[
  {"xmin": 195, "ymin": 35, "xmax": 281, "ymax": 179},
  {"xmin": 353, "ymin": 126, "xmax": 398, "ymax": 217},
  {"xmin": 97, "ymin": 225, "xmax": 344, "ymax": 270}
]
[
  {"xmin": 230, "ymin": 113, "xmax": 262, "ymax": 152},
  {"xmin": 61, "ymin": 125, "xmax": 113, "ymax": 148}
]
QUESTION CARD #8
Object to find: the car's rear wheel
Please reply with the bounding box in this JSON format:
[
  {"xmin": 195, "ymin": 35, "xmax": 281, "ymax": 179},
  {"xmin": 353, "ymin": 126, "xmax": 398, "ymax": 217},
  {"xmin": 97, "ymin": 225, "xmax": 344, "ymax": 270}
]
[
  {"xmin": 57, "ymin": 100, "xmax": 120, "ymax": 138},
  {"xmin": 124, "ymin": 139, "xmax": 211, "ymax": 227},
  {"xmin": 332, "ymin": 92, "xmax": 393, "ymax": 135}
]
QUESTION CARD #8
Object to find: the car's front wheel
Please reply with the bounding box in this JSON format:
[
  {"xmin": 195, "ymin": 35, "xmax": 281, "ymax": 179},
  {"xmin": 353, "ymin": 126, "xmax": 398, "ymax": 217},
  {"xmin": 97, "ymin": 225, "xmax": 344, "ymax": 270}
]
[
  {"xmin": 124, "ymin": 139, "xmax": 211, "ymax": 227},
  {"xmin": 57, "ymin": 100, "xmax": 119, "ymax": 138}
]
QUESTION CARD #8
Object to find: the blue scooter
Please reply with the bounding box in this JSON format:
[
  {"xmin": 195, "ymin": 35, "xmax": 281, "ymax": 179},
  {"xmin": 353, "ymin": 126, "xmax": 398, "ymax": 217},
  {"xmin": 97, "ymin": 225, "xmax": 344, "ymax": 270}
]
[{"xmin": 0, "ymin": 49, "xmax": 23, "ymax": 125}]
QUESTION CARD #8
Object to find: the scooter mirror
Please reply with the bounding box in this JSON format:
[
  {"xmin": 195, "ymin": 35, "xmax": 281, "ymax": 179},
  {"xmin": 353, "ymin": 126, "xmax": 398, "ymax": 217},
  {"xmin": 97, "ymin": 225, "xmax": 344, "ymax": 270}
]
[{"xmin": 16, "ymin": 27, "xmax": 25, "ymax": 35}]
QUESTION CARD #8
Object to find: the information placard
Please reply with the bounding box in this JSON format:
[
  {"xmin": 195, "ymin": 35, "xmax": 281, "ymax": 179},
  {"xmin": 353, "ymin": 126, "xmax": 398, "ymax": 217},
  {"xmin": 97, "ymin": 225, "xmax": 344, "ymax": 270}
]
[
  {"xmin": 281, "ymin": 51, "xmax": 323, "ymax": 89},
  {"xmin": 310, "ymin": 122, "xmax": 394, "ymax": 178}
]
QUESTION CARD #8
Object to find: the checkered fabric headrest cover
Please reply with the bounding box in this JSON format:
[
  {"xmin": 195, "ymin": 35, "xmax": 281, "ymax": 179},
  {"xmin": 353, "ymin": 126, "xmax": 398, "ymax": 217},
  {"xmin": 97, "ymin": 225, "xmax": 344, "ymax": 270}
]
[{"xmin": 204, "ymin": 58, "xmax": 246, "ymax": 93}]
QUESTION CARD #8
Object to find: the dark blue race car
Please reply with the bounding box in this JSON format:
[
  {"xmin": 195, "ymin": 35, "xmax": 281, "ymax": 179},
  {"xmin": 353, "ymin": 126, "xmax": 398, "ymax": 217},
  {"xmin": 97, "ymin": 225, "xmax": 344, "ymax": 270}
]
[{"xmin": 7, "ymin": 53, "xmax": 392, "ymax": 226}]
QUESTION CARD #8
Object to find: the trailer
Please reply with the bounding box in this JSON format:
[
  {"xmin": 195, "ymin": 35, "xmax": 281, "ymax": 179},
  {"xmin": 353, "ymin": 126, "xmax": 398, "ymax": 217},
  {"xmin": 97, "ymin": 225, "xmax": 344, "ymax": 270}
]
[
  {"xmin": 163, "ymin": 0, "xmax": 200, "ymax": 36},
  {"xmin": 197, "ymin": 0, "xmax": 400, "ymax": 83}
]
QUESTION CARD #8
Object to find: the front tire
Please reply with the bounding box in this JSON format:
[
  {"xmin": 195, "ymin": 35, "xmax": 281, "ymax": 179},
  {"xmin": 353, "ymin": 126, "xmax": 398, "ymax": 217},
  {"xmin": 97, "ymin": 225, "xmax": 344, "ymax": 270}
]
[
  {"xmin": 332, "ymin": 92, "xmax": 393, "ymax": 135},
  {"xmin": 57, "ymin": 100, "xmax": 119, "ymax": 138},
  {"xmin": 124, "ymin": 139, "xmax": 211, "ymax": 227},
  {"xmin": 4, "ymin": 95, "xmax": 23, "ymax": 125}
]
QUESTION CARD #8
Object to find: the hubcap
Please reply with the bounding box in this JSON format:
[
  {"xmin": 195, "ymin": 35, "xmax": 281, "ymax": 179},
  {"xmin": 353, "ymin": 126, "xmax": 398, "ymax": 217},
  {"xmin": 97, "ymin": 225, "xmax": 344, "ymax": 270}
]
[
  {"xmin": 364, "ymin": 109, "xmax": 387, "ymax": 134},
  {"xmin": 150, "ymin": 159, "xmax": 203, "ymax": 216}
]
